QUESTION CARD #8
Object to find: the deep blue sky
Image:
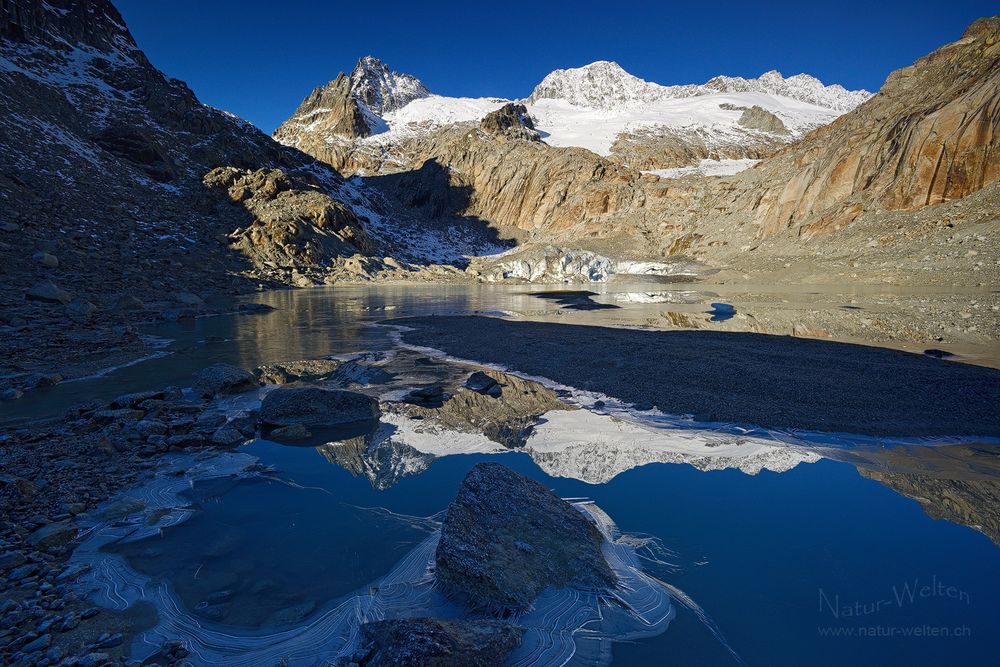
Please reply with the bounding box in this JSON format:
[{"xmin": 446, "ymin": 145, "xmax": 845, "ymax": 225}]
[{"xmin": 116, "ymin": 0, "xmax": 996, "ymax": 134}]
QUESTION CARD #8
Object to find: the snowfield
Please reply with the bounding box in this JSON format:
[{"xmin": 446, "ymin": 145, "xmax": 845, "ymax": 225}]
[{"xmin": 350, "ymin": 60, "xmax": 869, "ymax": 157}]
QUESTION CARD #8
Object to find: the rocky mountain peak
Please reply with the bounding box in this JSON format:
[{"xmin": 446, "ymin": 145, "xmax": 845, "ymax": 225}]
[
  {"xmin": 349, "ymin": 55, "xmax": 429, "ymax": 115},
  {"xmin": 527, "ymin": 60, "xmax": 870, "ymax": 112},
  {"xmin": 0, "ymin": 0, "xmax": 135, "ymax": 53},
  {"xmin": 704, "ymin": 70, "xmax": 872, "ymax": 112},
  {"xmin": 526, "ymin": 60, "xmax": 681, "ymax": 108}
]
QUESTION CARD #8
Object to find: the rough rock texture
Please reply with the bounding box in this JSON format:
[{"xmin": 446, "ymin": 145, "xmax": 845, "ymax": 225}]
[
  {"xmin": 259, "ymin": 386, "xmax": 380, "ymax": 427},
  {"xmin": 740, "ymin": 17, "xmax": 1000, "ymax": 237},
  {"xmin": 203, "ymin": 166, "xmax": 376, "ymax": 280},
  {"xmin": 479, "ymin": 103, "xmax": 540, "ymax": 142},
  {"xmin": 192, "ymin": 364, "xmax": 259, "ymax": 399},
  {"xmin": 435, "ymin": 462, "xmax": 616, "ymax": 610},
  {"xmin": 738, "ymin": 105, "xmax": 789, "ymax": 134},
  {"xmin": 276, "ymin": 72, "xmax": 372, "ymax": 142},
  {"xmin": 349, "ymin": 55, "xmax": 430, "ymax": 115},
  {"xmin": 609, "ymin": 125, "xmax": 783, "ymax": 170},
  {"xmin": 354, "ymin": 618, "xmax": 522, "ymax": 667},
  {"xmin": 390, "ymin": 369, "xmax": 569, "ymax": 447}
]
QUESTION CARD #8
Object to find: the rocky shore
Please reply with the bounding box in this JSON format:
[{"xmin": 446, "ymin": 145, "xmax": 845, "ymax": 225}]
[{"xmin": 0, "ymin": 362, "xmax": 276, "ymax": 666}]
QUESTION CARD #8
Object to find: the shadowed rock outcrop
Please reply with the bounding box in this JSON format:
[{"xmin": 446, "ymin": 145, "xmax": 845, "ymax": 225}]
[
  {"xmin": 354, "ymin": 617, "xmax": 522, "ymax": 667},
  {"xmin": 435, "ymin": 462, "xmax": 616, "ymax": 610}
]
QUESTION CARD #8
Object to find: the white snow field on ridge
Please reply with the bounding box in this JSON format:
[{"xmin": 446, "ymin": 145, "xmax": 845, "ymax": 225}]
[{"xmin": 352, "ymin": 59, "xmax": 871, "ymax": 160}]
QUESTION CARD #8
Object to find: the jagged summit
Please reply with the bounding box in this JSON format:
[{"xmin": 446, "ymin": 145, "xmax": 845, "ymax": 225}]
[
  {"xmin": 704, "ymin": 70, "xmax": 871, "ymax": 112},
  {"xmin": 526, "ymin": 60, "xmax": 693, "ymax": 108},
  {"xmin": 527, "ymin": 61, "xmax": 871, "ymax": 112},
  {"xmin": 349, "ymin": 55, "xmax": 429, "ymax": 115}
]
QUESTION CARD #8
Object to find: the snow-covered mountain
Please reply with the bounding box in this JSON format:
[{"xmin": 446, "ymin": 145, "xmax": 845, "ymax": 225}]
[
  {"xmin": 526, "ymin": 61, "xmax": 871, "ymax": 113},
  {"xmin": 276, "ymin": 56, "xmax": 872, "ymax": 173},
  {"xmin": 527, "ymin": 60, "xmax": 699, "ymax": 108}
]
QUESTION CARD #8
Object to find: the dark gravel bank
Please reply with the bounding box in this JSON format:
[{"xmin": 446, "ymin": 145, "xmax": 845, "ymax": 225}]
[{"xmin": 393, "ymin": 316, "xmax": 1000, "ymax": 438}]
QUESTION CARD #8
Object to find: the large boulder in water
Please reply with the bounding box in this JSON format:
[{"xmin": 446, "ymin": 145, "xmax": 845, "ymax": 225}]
[
  {"xmin": 354, "ymin": 617, "xmax": 522, "ymax": 667},
  {"xmin": 435, "ymin": 462, "xmax": 616, "ymax": 610},
  {"xmin": 193, "ymin": 364, "xmax": 259, "ymax": 399},
  {"xmin": 260, "ymin": 386, "xmax": 379, "ymax": 427}
]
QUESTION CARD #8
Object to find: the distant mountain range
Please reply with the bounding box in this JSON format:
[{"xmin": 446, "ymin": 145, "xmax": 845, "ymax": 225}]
[{"xmin": 275, "ymin": 56, "xmax": 870, "ymax": 167}]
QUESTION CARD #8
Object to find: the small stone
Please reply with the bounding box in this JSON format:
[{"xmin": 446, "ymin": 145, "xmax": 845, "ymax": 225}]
[
  {"xmin": 32, "ymin": 251, "xmax": 58, "ymax": 268},
  {"xmin": 173, "ymin": 292, "xmax": 204, "ymax": 306},
  {"xmin": 66, "ymin": 299, "xmax": 97, "ymax": 318},
  {"xmin": 0, "ymin": 551, "xmax": 26, "ymax": 570},
  {"xmin": 95, "ymin": 632, "xmax": 123, "ymax": 648},
  {"xmin": 21, "ymin": 633, "xmax": 51, "ymax": 653},
  {"xmin": 80, "ymin": 606, "xmax": 100, "ymax": 619},
  {"xmin": 25, "ymin": 281, "xmax": 71, "ymax": 305},
  {"xmin": 192, "ymin": 364, "xmax": 259, "ymax": 399},
  {"xmin": 211, "ymin": 426, "xmax": 245, "ymax": 447},
  {"xmin": 28, "ymin": 523, "xmax": 77, "ymax": 552}
]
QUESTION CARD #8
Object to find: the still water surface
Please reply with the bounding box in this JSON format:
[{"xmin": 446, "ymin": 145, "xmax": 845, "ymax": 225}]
[{"xmin": 10, "ymin": 284, "xmax": 1000, "ymax": 665}]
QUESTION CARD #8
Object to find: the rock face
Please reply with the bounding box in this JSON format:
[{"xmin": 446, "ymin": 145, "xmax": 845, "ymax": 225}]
[
  {"xmin": 192, "ymin": 364, "xmax": 259, "ymax": 399},
  {"xmin": 259, "ymin": 386, "xmax": 380, "ymax": 427},
  {"xmin": 354, "ymin": 618, "xmax": 522, "ymax": 667},
  {"xmin": 479, "ymin": 104, "xmax": 540, "ymax": 142},
  {"xmin": 203, "ymin": 166, "xmax": 376, "ymax": 274},
  {"xmin": 435, "ymin": 462, "xmax": 616, "ymax": 610},
  {"xmin": 273, "ymin": 55, "xmax": 428, "ymax": 148},
  {"xmin": 277, "ymin": 72, "xmax": 373, "ymax": 141},
  {"xmin": 744, "ymin": 16, "xmax": 1000, "ymax": 237},
  {"xmin": 738, "ymin": 105, "xmax": 789, "ymax": 134},
  {"xmin": 392, "ymin": 369, "xmax": 568, "ymax": 447},
  {"xmin": 349, "ymin": 55, "xmax": 430, "ymax": 115}
]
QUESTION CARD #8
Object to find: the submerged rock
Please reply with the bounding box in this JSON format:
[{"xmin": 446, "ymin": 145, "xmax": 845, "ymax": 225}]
[
  {"xmin": 355, "ymin": 617, "xmax": 522, "ymax": 667},
  {"xmin": 193, "ymin": 364, "xmax": 259, "ymax": 399},
  {"xmin": 435, "ymin": 462, "xmax": 615, "ymax": 610},
  {"xmin": 259, "ymin": 386, "xmax": 380, "ymax": 427}
]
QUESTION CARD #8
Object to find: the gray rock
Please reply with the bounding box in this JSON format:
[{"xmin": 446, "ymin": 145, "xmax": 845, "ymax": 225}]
[
  {"xmin": 135, "ymin": 419, "xmax": 168, "ymax": 437},
  {"xmin": 465, "ymin": 371, "xmax": 502, "ymax": 397},
  {"xmin": 211, "ymin": 425, "xmax": 245, "ymax": 447},
  {"xmin": 737, "ymin": 105, "xmax": 790, "ymax": 134},
  {"xmin": 66, "ymin": 299, "xmax": 97, "ymax": 318},
  {"xmin": 113, "ymin": 295, "xmax": 145, "ymax": 311},
  {"xmin": 173, "ymin": 292, "xmax": 204, "ymax": 306},
  {"xmin": 192, "ymin": 363, "xmax": 259, "ymax": 398},
  {"xmin": 21, "ymin": 633, "xmax": 51, "ymax": 653},
  {"xmin": 260, "ymin": 386, "xmax": 380, "ymax": 427},
  {"xmin": 33, "ymin": 251, "xmax": 59, "ymax": 268},
  {"xmin": 29, "ymin": 523, "xmax": 77, "ymax": 552},
  {"xmin": 355, "ymin": 617, "xmax": 522, "ymax": 667},
  {"xmin": 93, "ymin": 408, "xmax": 144, "ymax": 424},
  {"xmin": 0, "ymin": 551, "xmax": 26, "ymax": 570},
  {"xmin": 25, "ymin": 281, "xmax": 71, "ymax": 305},
  {"xmin": 111, "ymin": 390, "xmax": 165, "ymax": 409},
  {"xmin": 435, "ymin": 463, "xmax": 615, "ymax": 610}
]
